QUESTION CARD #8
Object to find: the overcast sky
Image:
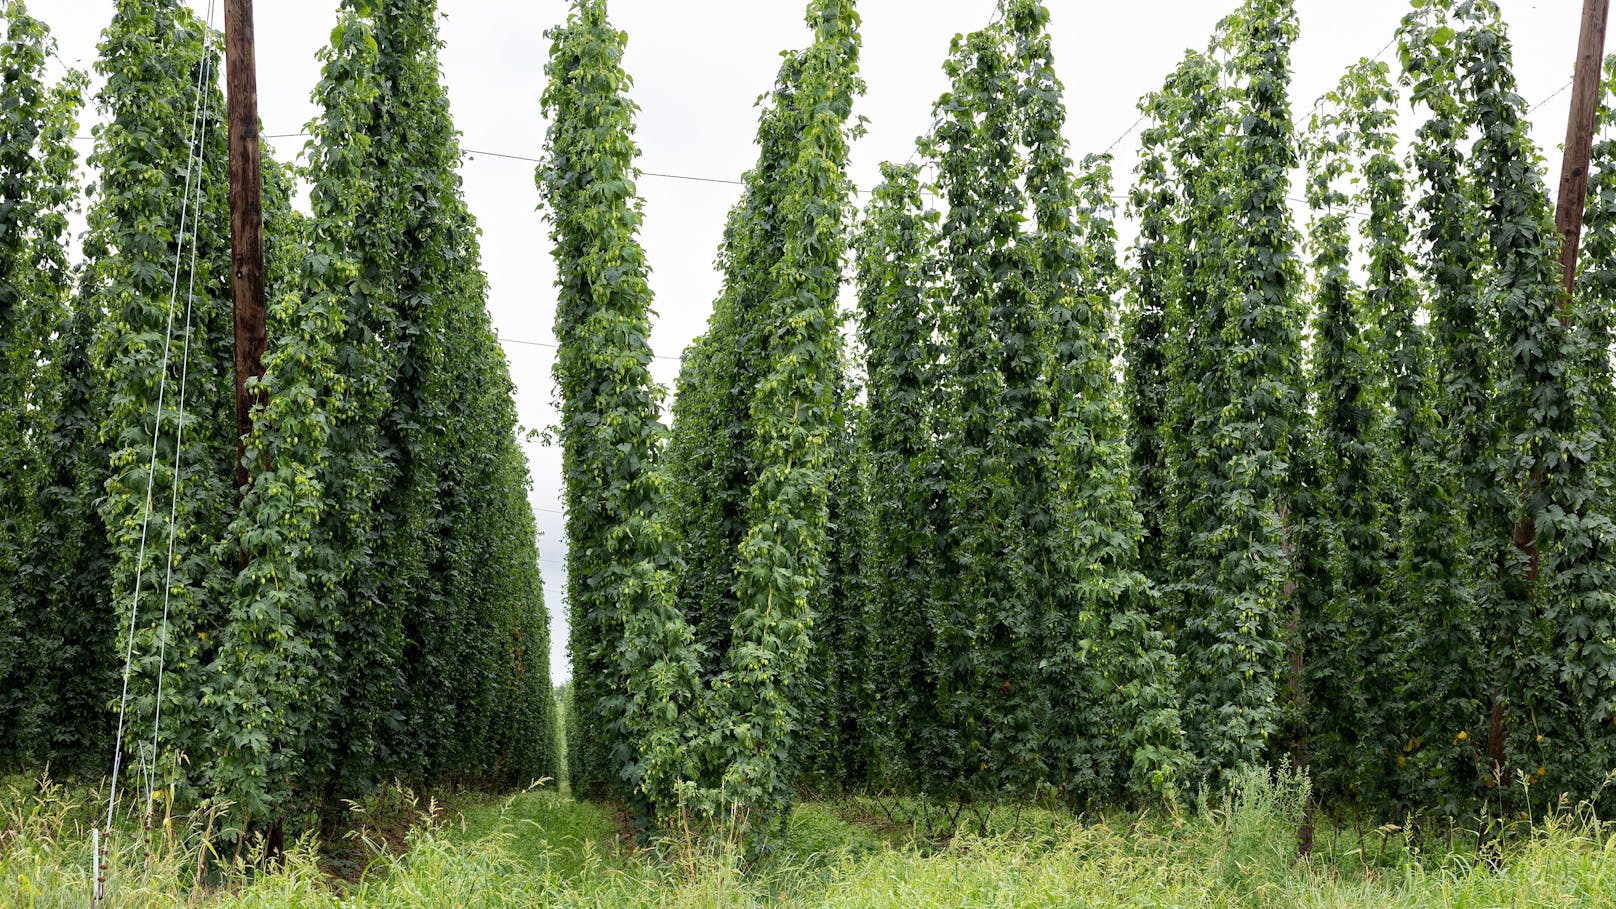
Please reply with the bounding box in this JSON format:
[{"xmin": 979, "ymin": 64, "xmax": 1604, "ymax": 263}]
[{"xmin": 43, "ymin": 0, "xmax": 1579, "ymax": 683}]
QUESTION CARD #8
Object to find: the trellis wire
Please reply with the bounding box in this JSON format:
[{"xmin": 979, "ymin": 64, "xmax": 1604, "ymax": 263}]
[
  {"xmin": 902, "ymin": 3, "xmax": 1005, "ymax": 169},
  {"xmin": 103, "ymin": 0, "xmax": 217, "ymax": 849},
  {"xmin": 145, "ymin": 6, "xmax": 217, "ymax": 819}
]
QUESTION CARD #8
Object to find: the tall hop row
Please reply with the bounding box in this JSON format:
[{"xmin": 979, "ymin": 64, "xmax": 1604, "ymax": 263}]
[
  {"xmin": 9, "ymin": 0, "xmax": 1616, "ymax": 846},
  {"xmin": 540, "ymin": 0, "xmax": 1188, "ymax": 830},
  {"xmin": 541, "ymin": 0, "xmax": 865, "ymax": 839},
  {"xmin": 1127, "ymin": 0, "xmax": 1306, "ymax": 788},
  {"xmin": 850, "ymin": 0, "xmax": 1187, "ymax": 806},
  {"xmin": 1128, "ymin": 0, "xmax": 1616, "ymax": 818},
  {"xmin": 0, "ymin": 0, "xmax": 557, "ymax": 834},
  {"xmin": 547, "ymin": 0, "xmax": 1616, "ymax": 832}
]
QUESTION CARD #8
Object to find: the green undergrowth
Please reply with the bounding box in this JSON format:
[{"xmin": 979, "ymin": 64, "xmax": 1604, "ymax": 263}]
[{"xmin": 3, "ymin": 769, "xmax": 1615, "ymax": 906}]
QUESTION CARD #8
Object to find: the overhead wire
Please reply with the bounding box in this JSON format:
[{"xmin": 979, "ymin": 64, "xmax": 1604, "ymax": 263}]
[
  {"xmin": 1101, "ymin": 112, "xmax": 1149, "ymax": 158},
  {"xmin": 64, "ymin": 21, "xmax": 1481, "ymax": 231},
  {"xmin": 497, "ymin": 332, "xmax": 684, "ymax": 363},
  {"xmin": 1532, "ymin": 77, "xmax": 1575, "ymax": 113},
  {"xmin": 62, "ymin": 19, "xmax": 1575, "ymax": 210},
  {"xmin": 901, "ymin": 2, "xmax": 1005, "ymax": 170},
  {"xmin": 55, "ymin": 5, "xmax": 1559, "ymax": 542}
]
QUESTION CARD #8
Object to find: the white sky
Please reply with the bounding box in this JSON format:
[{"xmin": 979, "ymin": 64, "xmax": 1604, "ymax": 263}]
[{"xmin": 42, "ymin": 0, "xmax": 1580, "ymax": 683}]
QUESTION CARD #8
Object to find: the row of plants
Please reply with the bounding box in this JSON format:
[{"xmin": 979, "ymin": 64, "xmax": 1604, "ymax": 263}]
[
  {"xmin": 542, "ymin": 0, "xmax": 865, "ymax": 846},
  {"xmin": 546, "ymin": 0, "xmax": 1616, "ymax": 842},
  {"xmin": 0, "ymin": 0, "xmax": 556, "ymax": 842},
  {"xmin": 10, "ymin": 0, "xmax": 1616, "ymax": 855}
]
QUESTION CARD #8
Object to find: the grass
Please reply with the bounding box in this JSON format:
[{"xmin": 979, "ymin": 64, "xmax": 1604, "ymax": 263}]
[
  {"xmin": 3, "ymin": 767, "xmax": 1615, "ymax": 906},
  {"xmin": 451, "ymin": 786, "xmax": 626, "ymax": 879}
]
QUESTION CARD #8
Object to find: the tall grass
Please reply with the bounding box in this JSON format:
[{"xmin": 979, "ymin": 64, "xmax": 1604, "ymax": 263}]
[{"xmin": 3, "ymin": 769, "xmax": 1614, "ymax": 907}]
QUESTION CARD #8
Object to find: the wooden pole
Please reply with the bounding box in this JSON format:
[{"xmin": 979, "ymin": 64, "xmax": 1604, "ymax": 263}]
[
  {"xmin": 1496, "ymin": 0, "xmax": 1612, "ymax": 797},
  {"xmin": 1555, "ymin": 0, "xmax": 1611, "ymax": 300},
  {"xmin": 1514, "ymin": 0, "xmax": 1612, "ymax": 580},
  {"xmin": 225, "ymin": 0, "xmax": 266, "ymax": 495},
  {"xmin": 224, "ymin": 1, "xmax": 282, "ymax": 859}
]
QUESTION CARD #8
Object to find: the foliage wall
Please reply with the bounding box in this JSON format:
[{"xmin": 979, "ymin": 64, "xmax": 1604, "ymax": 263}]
[
  {"xmin": 0, "ymin": 0, "xmax": 557, "ymax": 840},
  {"xmin": 6, "ymin": 0, "xmax": 1616, "ymax": 852}
]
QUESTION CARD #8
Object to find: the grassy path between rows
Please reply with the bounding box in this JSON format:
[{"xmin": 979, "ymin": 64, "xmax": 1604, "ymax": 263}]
[{"xmin": 4, "ymin": 772, "xmax": 1616, "ymax": 906}]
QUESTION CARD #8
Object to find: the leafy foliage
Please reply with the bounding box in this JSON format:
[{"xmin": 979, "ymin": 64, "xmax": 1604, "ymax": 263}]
[
  {"xmin": 853, "ymin": 163, "xmax": 943, "ymax": 795},
  {"xmin": 796, "ymin": 390, "xmax": 868, "ymax": 789},
  {"xmin": 3, "ymin": 0, "xmax": 556, "ymax": 834},
  {"xmin": 713, "ymin": 0, "xmax": 862, "ymax": 835},
  {"xmin": 547, "ymin": 0, "xmax": 865, "ymax": 840},
  {"xmin": 85, "ymin": 0, "xmax": 237, "ymax": 799},
  {"xmin": 850, "ymin": 0, "xmax": 1187, "ymax": 810},
  {"xmin": 539, "ymin": 0, "xmax": 702, "ymax": 817},
  {"xmin": 1297, "ymin": 60, "xmax": 1396, "ymax": 806},
  {"xmin": 9, "ymin": 0, "xmax": 1616, "ymax": 843},
  {"xmin": 1389, "ymin": 2, "xmax": 1495, "ymax": 813},
  {"xmin": 0, "ymin": 1, "xmax": 93, "ymax": 772},
  {"xmin": 312, "ymin": 0, "xmax": 557, "ymax": 800},
  {"xmin": 1453, "ymin": 0, "xmax": 1615, "ymax": 806},
  {"xmin": 1132, "ymin": 0, "xmax": 1304, "ymax": 786}
]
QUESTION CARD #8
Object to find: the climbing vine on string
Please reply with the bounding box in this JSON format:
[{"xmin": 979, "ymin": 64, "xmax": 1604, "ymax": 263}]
[{"xmin": 540, "ymin": 0, "xmax": 704, "ymax": 820}]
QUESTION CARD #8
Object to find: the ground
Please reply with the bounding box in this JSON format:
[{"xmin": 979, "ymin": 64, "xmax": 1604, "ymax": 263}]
[{"xmin": 3, "ymin": 771, "xmax": 1614, "ymax": 906}]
